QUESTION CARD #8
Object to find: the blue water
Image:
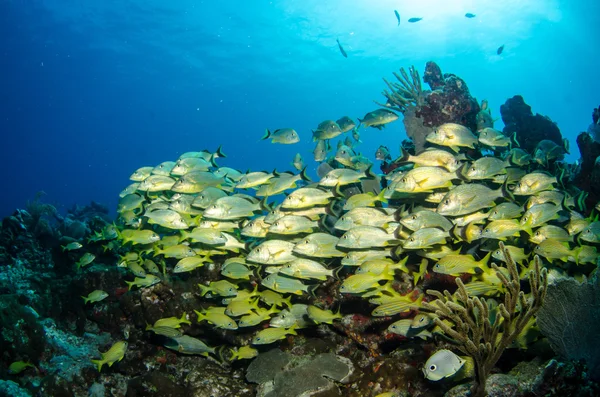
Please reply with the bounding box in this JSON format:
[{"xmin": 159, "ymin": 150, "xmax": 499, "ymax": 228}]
[{"xmin": 1, "ymin": 0, "xmax": 598, "ymax": 218}]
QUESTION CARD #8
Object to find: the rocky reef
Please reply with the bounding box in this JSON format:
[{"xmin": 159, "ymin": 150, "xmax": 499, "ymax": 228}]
[{"xmin": 499, "ymin": 95, "xmax": 563, "ymax": 153}]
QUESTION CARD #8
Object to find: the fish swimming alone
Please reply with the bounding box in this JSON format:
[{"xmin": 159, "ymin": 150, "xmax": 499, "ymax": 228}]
[{"xmin": 336, "ymin": 38, "xmax": 348, "ymax": 58}]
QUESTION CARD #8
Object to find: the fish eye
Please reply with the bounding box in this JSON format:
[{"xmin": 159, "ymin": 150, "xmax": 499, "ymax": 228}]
[
  {"xmin": 411, "ymin": 215, "xmax": 417, "ymax": 220},
  {"xmin": 484, "ymin": 229, "xmax": 490, "ymax": 233},
  {"xmin": 343, "ymin": 235, "xmax": 348, "ymax": 239},
  {"xmin": 255, "ymin": 337, "xmax": 261, "ymax": 341},
  {"xmin": 429, "ymin": 364, "xmax": 437, "ymax": 371},
  {"xmin": 444, "ymin": 199, "xmax": 450, "ymax": 205},
  {"xmin": 419, "ymin": 317, "xmax": 425, "ymax": 323},
  {"xmin": 409, "ymin": 237, "xmax": 414, "ymax": 242},
  {"xmin": 401, "ymin": 178, "xmax": 407, "ymax": 183},
  {"xmin": 391, "ymin": 325, "xmax": 397, "ymax": 329},
  {"xmin": 471, "ymin": 167, "xmax": 476, "ymax": 171}
]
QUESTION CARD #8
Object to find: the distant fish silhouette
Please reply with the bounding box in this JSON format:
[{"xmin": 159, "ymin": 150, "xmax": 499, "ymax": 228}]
[
  {"xmin": 394, "ymin": 10, "xmax": 400, "ymax": 26},
  {"xmin": 497, "ymin": 45, "xmax": 505, "ymax": 55},
  {"xmin": 336, "ymin": 38, "xmax": 348, "ymax": 58},
  {"xmin": 408, "ymin": 17, "xmax": 423, "ymax": 23},
  {"xmin": 465, "ymin": 13, "xmax": 476, "ymax": 18}
]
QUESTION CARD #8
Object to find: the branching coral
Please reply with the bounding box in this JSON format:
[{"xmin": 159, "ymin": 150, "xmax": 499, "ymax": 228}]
[
  {"xmin": 375, "ymin": 65, "xmax": 424, "ymax": 113},
  {"xmin": 420, "ymin": 242, "xmax": 548, "ymax": 397}
]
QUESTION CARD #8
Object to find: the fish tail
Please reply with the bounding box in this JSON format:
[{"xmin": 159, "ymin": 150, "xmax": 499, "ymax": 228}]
[
  {"xmin": 510, "ymin": 132, "xmax": 520, "ymax": 149},
  {"xmin": 332, "ymin": 265, "xmax": 345, "ymax": 281},
  {"xmin": 562, "ymin": 138, "xmax": 570, "ymax": 154},
  {"xmin": 209, "ymin": 153, "xmax": 219, "ymax": 168},
  {"xmin": 307, "ymin": 284, "xmax": 319, "ymax": 298},
  {"xmin": 61, "ymin": 245, "xmax": 66, "ymax": 252},
  {"xmin": 179, "ymin": 312, "xmax": 191, "ymax": 325},
  {"xmin": 90, "ymin": 359, "xmax": 104, "ymax": 372},
  {"xmin": 500, "ymin": 180, "xmax": 514, "ymax": 202},
  {"xmin": 215, "ymin": 144, "xmax": 227, "ymax": 158},
  {"xmin": 299, "ymin": 166, "xmax": 311, "ymax": 182},
  {"xmin": 124, "ymin": 280, "xmax": 134, "ymax": 291},
  {"xmin": 365, "ymin": 164, "xmax": 377, "ymax": 179},
  {"xmin": 261, "ymin": 129, "xmax": 271, "ymax": 141},
  {"xmin": 81, "ymin": 296, "xmax": 89, "ymax": 304},
  {"xmin": 259, "ymin": 197, "xmax": 273, "ymax": 213}
]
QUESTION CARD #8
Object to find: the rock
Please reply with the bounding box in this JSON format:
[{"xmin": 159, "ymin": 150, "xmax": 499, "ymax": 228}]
[
  {"xmin": 126, "ymin": 371, "xmax": 187, "ymax": 397},
  {"xmin": 500, "ymin": 95, "xmax": 563, "ymax": 153},
  {"xmin": 403, "ymin": 106, "xmax": 433, "ymax": 153},
  {"xmin": 247, "ymin": 349, "xmax": 353, "ymax": 397}
]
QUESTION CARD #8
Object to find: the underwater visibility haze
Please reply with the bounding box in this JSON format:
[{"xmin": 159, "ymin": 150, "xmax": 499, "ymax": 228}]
[{"xmin": 2, "ymin": 0, "xmax": 600, "ymax": 396}]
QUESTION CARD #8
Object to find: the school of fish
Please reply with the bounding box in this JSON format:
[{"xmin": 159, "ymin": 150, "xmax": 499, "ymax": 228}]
[{"xmin": 80, "ymin": 103, "xmax": 599, "ymax": 381}]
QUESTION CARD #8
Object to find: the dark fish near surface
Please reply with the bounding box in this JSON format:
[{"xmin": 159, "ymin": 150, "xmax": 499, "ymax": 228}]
[
  {"xmin": 408, "ymin": 17, "xmax": 423, "ymax": 23},
  {"xmin": 497, "ymin": 45, "xmax": 505, "ymax": 55},
  {"xmin": 465, "ymin": 13, "xmax": 476, "ymax": 18},
  {"xmin": 336, "ymin": 116, "xmax": 357, "ymax": 133},
  {"xmin": 358, "ymin": 109, "xmax": 399, "ymax": 130},
  {"xmin": 336, "ymin": 38, "xmax": 348, "ymax": 58},
  {"xmin": 394, "ymin": 10, "xmax": 400, "ymax": 25}
]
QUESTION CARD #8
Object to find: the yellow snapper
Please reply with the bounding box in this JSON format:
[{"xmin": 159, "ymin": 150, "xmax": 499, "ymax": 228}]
[
  {"xmin": 76, "ymin": 253, "xmax": 95, "ymax": 269},
  {"xmin": 241, "ymin": 217, "xmax": 270, "ymax": 238},
  {"xmin": 397, "ymin": 148, "xmax": 462, "ymax": 172},
  {"xmin": 268, "ymin": 215, "xmax": 318, "ymax": 235},
  {"xmin": 481, "ymin": 219, "xmax": 529, "ymax": 240},
  {"xmin": 138, "ymin": 175, "xmax": 177, "ymax": 192},
  {"xmin": 399, "ymin": 210, "xmax": 452, "ymax": 231},
  {"xmin": 492, "ymin": 245, "xmax": 529, "ymax": 264},
  {"xmin": 488, "ymin": 202, "xmax": 523, "ymax": 220},
  {"xmin": 152, "ymin": 161, "xmax": 176, "ymax": 176},
  {"xmin": 230, "ymin": 346, "xmax": 259, "ymax": 361},
  {"xmin": 281, "ymin": 187, "xmax": 334, "ymax": 209},
  {"xmin": 529, "ymin": 225, "xmax": 572, "ymax": 244},
  {"xmin": 262, "ymin": 128, "xmax": 300, "ymax": 144},
  {"xmin": 117, "ymin": 194, "xmax": 145, "ymax": 214},
  {"xmin": 8, "ymin": 361, "xmax": 36, "ymax": 375},
  {"xmin": 171, "ymin": 157, "xmax": 213, "ymax": 175},
  {"xmin": 534, "ymin": 239, "xmax": 578, "ymax": 262},
  {"xmin": 261, "ymin": 274, "xmax": 312, "ymax": 295},
  {"xmin": 520, "ymin": 203, "xmax": 561, "ymax": 229},
  {"xmin": 433, "ymin": 253, "xmax": 491, "ymax": 276},
  {"xmin": 337, "ymin": 226, "xmax": 400, "ymax": 249},
  {"xmin": 236, "ymin": 171, "xmax": 275, "ymax": 189},
  {"xmin": 293, "ymin": 233, "xmax": 345, "ymax": 258},
  {"xmin": 403, "ymin": 228, "xmax": 449, "ymax": 249},
  {"xmin": 198, "ymin": 280, "xmax": 239, "ymax": 297},
  {"xmin": 174, "ymin": 255, "xmax": 210, "ymax": 273},
  {"xmin": 255, "ymin": 169, "xmax": 310, "ymax": 197},
  {"xmin": 221, "ymin": 261, "xmax": 253, "ymax": 280},
  {"xmin": 171, "ymin": 171, "xmax": 231, "ymax": 194},
  {"xmin": 118, "ymin": 229, "xmax": 160, "ymax": 245},
  {"xmin": 463, "ymin": 157, "xmax": 510, "ymax": 180},
  {"xmin": 125, "ymin": 275, "xmax": 161, "ymax": 290},
  {"xmin": 145, "ymin": 209, "xmax": 189, "ymax": 229},
  {"xmin": 437, "ymin": 184, "xmax": 507, "ymax": 216},
  {"xmin": 194, "ymin": 308, "xmax": 238, "ymax": 330},
  {"xmin": 319, "ymin": 167, "xmax": 373, "ymax": 187},
  {"xmin": 389, "ymin": 166, "xmax": 459, "ymax": 193},
  {"xmin": 82, "ymin": 290, "xmax": 109, "ymax": 304},
  {"xmin": 203, "ymin": 196, "xmax": 266, "ymax": 220},
  {"xmin": 252, "ymin": 325, "xmax": 298, "ymax": 345},
  {"xmin": 61, "ymin": 241, "xmax": 83, "ymax": 251},
  {"xmin": 307, "ymin": 305, "xmax": 342, "ymax": 324},
  {"xmin": 247, "ymin": 240, "xmax": 297, "ymax": 264},
  {"xmin": 341, "ymin": 250, "xmax": 391, "ymax": 266},
  {"xmin": 340, "ymin": 271, "xmax": 393, "ymax": 294},
  {"xmin": 280, "ymin": 258, "xmax": 333, "ymax": 280},
  {"xmin": 343, "ymin": 191, "xmax": 387, "ymax": 210},
  {"xmin": 372, "ymin": 295, "xmax": 423, "ymax": 316},
  {"xmin": 425, "ymin": 123, "xmax": 477, "ymax": 153},
  {"xmin": 153, "ymin": 313, "xmax": 191, "ymax": 328},
  {"xmin": 513, "ymin": 172, "xmax": 557, "ymax": 195},
  {"xmin": 334, "ymin": 207, "xmax": 395, "ymax": 231},
  {"xmin": 91, "ymin": 341, "xmax": 128, "ymax": 372},
  {"xmin": 130, "ymin": 166, "xmax": 153, "ymax": 181}
]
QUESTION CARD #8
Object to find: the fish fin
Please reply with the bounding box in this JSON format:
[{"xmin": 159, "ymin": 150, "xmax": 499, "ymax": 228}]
[
  {"xmin": 307, "ymin": 284, "xmax": 319, "ymax": 298},
  {"xmin": 332, "ymin": 265, "xmax": 345, "ymax": 281},
  {"xmin": 214, "ymin": 145, "xmax": 226, "ymax": 158},
  {"xmin": 299, "ymin": 166, "xmax": 311, "ymax": 182},
  {"xmin": 261, "ymin": 129, "xmax": 271, "ymax": 141},
  {"xmin": 450, "ymin": 146, "xmax": 460, "ymax": 153},
  {"xmin": 209, "ymin": 153, "xmax": 219, "ymax": 168},
  {"xmin": 91, "ymin": 358, "xmax": 105, "ymax": 372},
  {"xmin": 562, "ymin": 138, "xmax": 570, "ymax": 154}
]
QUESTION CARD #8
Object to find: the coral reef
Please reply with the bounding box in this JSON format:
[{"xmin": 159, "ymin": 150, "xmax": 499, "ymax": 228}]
[
  {"xmin": 574, "ymin": 107, "xmax": 600, "ymax": 206},
  {"xmin": 537, "ymin": 273, "xmax": 600, "ymax": 381},
  {"xmin": 500, "ymin": 95, "xmax": 563, "ymax": 153},
  {"xmin": 420, "ymin": 244, "xmax": 548, "ymax": 397},
  {"xmin": 378, "ymin": 62, "xmax": 480, "ymax": 152}
]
